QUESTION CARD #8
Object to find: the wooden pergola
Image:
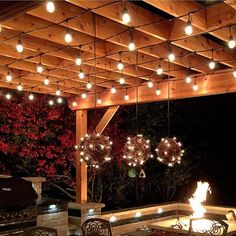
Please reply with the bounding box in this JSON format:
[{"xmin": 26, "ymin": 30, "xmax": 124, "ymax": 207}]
[{"xmin": 1, "ymin": 0, "xmax": 236, "ymax": 203}]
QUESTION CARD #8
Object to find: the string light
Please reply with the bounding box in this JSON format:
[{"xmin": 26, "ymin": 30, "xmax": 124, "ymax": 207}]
[
  {"xmin": 17, "ymin": 83, "xmax": 23, "ymax": 91},
  {"xmin": 233, "ymin": 70, "xmax": 236, "ymax": 78},
  {"xmin": 147, "ymin": 80, "xmax": 153, "ymax": 88},
  {"xmin": 57, "ymin": 97, "xmax": 63, "ymax": 103},
  {"xmin": 168, "ymin": 46, "xmax": 175, "ymax": 62},
  {"xmin": 72, "ymin": 101, "xmax": 77, "ymax": 107},
  {"xmin": 193, "ymin": 79, "xmax": 198, "ymax": 91},
  {"xmin": 75, "ymin": 55, "xmax": 82, "ymax": 66},
  {"xmin": 87, "ymin": 81, "xmax": 92, "ymax": 89},
  {"xmin": 79, "ymin": 69, "xmax": 85, "ymax": 79},
  {"xmin": 156, "ymin": 86, "xmax": 161, "ymax": 96},
  {"xmin": 6, "ymin": 93, "xmax": 11, "ymax": 100},
  {"xmin": 111, "ymin": 86, "xmax": 117, "ymax": 94},
  {"xmin": 46, "ymin": 1, "xmax": 55, "ymax": 13},
  {"xmin": 228, "ymin": 26, "xmax": 235, "ymax": 49},
  {"xmin": 29, "ymin": 93, "xmax": 34, "ymax": 100},
  {"xmin": 185, "ymin": 14, "xmax": 193, "ymax": 35},
  {"xmin": 6, "ymin": 69, "xmax": 12, "ymax": 82},
  {"xmin": 97, "ymin": 96, "xmax": 102, "ymax": 104},
  {"xmin": 49, "ymin": 100, "xmax": 54, "ymax": 105},
  {"xmin": 209, "ymin": 50, "xmax": 216, "ymax": 69},
  {"xmin": 157, "ymin": 61, "xmax": 163, "ymax": 75},
  {"xmin": 56, "ymin": 89, "xmax": 61, "ymax": 96},
  {"xmin": 16, "ymin": 35, "xmax": 23, "ymax": 53},
  {"xmin": 122, "ymin": 6, "xmax": 131, "ymax": 24},
  {"xmin": 117, "ymin": 52, "xmax": 124, "ymax": 70},
  {"xmin": 124, "ymin": 89, "xmax": 129, "ymax": 100},
  {"xmin": 81, "ymin": 92, "xmax": 87, "ymax": 99},
  {"xmin": 128, "ymin": 28, "xmax": 135, "ymax": 51},
  {"xmin": 64, "ymin": 21, "xmax": 72, "ymax": 43},
  {"xmin": 37, "ymin": 55, "xmax": 44, "ymax": 73},
  {"xmin": 44, "ymin": 77, "xmax": 49, "ymax": 85},
  {"xmin": 185, "ymin": 76, "xmax": 192, "ymax": 84}
]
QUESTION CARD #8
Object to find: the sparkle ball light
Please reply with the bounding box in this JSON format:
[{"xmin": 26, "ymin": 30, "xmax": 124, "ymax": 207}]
[
  {"xmin": 156, "ymin": 137, "xmax": 184, "ymax": 167},
  {"xmin": 123, "ymin": 134, "xmax": 153, "ymax": 167},
  {"xmin": 79, "ymin": 133, "xmax": 113, "ymax": 168}
]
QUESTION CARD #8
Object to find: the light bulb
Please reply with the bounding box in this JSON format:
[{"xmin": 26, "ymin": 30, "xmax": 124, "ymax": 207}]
[
  {"xmin": 37, "ymin": 63, "xmax": 43, "ymax": 73},
  {"xmin": 97, "ymin": 98, "xmax": 102, "ymax": 104},
  {"xmin": 233, "ymin": 70, "xmax": 236, "ymax": 78},
  {"xmin": 228, "ymin": 35, "xmax": 235, "ymax": 49},
  {"xmin": 75, "ymin": 57, "xmax": 82, "ymax": 66},
  {"xmin": 16, "ymin": 39, "xmax": 23, "ymax": 53},
  {"xmin": 29, "ymin": 93, "xmax": 34, "ymax": 100},
  {"xmin": 122, "ymin": 7, "xmax": 130, "ymax": 24},
  {"xmin": 111, "ymin": 87, "xmax": 117, "ymax": 94},
  {"xmin": 6, "ymin": 93, "xmax": 11, "ymax": 100},
  {"xmin": 168, "ymin": 52, "xmax": 175, "ymax": 62},
  {"xmin": 157, "ymin": 66, "xmax": 163, "ymax": 75},
  {"xmin": 79, "ymin": 70, "xmax": 85, "ymax": 79},
  {"xmin": 185, "ymin": 20, "xmax": 193, "ymax": 35},
  {"xmin": 56, "ymin": 89, "xmax": 61, "ymax": 96},
  {"xmin": 72, "ymin": 101, "xmax": 77, "ymax": 107},
  {"xmin": 49, "ymin": 100, "xmax": 54, "ymax": 105},
  {"xmin": 128, "ymin": 41, "xmax": 135, "ymax": 51},
  {"xmin": 57, "ymin": 97, "xmax": 63, "ymax": 103},
  {"xmin": 6, "ymin": 73, "xmax": 12, "ymax": 82},
  {"xmin": 193, "ymin": 83, "xmax": 198, "ymax": 91},
  {"xmin": 44, "ymin": 77, "xmax": 49, "ymax": 85},
  {"xmin": 156, "ymin": 88, "xmax": 161, "ymax": 96},
  {"xmin": 124, "ymin": 94, "xmax": 129, "ymax": 100},
  {"xmin": 64, "ymin": 32, "xmax": 72, "ymax": 43},
  {"xmin": 46, "ymin": 1, "xmax": 55, "ymax": 13},
  {"xmin": 117, "ymin": 61, "xmax": 124, "ymax": 71},
  {"xmin": 209, "ymin": 61, "xmax": 215, "ymax": 70},
  {"xmin": 119, "ymin": 77, "xmax": 125, "ymax": 85},
  {"xmin": 17, "ymin": 84, "xmax": 23, "ymax": 91},
  {"xmin": 87, "ymin": 81, "xmax": 92, "ymax": 89},
  {"xmin": 185, "ymin": 76, "xmax": 192, "ymax": 84},
  {"xmin": 81, "ymin": 92, "xmax": 87, "ymax": 99},
  {"xmin": 148, "ymin": 80, "xmax": 153, "ymax": 88}
]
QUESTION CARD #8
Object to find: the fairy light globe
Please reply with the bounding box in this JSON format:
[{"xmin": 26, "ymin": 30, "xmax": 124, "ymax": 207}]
[
  {"xmin": 79, "ymin": 133, "xmax": 113, "ymax": 168},
  {"xmin": 233, "ymin": 70, "xmax": 236, "ymax": 78},
  {"xmin": 157, "ymin": 66, "xmax": 163, "ymax": 75},
  {"xmin": 156, "ymin": 137, "xmax": 184, "ymax": 167},
  {"xmin": 123, "ymin": 134, "xmax": 153, "ymax": 167},
  {"xmin": 46, "ymin": 1, "xmax": 55, "ymax": 13},
  {"xmin": 185, "ymin": 20, "xmax": 193, "ymax": 36},
  {"xmin": 119, "ymin": 77, "xmax": 125, "ymax": 85},
  {"xmin": 185, "ymin": 76, "xmax": 192, "ymax": 84},
  {"xmin": 209, "ymin": 61, "xmax": 216, "ymax": 70},
  {"xmin": 29, "ymin": 93, "xmax": 34, "ymax": 100}
]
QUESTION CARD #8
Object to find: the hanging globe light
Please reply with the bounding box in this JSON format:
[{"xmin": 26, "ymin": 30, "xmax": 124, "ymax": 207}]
[
  {"xmin": 123, "ymin": 134, "xmax": 153, "ymax": 167},
  {"xmin": 155, "ymin": 137, "xmax": 184, "ymax": 167},
  {"xmin": 79, "ymin": 133, "xmax": 113, "ymax": 168}
]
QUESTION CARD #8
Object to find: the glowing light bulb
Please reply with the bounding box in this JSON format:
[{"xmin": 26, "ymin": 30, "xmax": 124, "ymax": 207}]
[
  {"xmin": 29, "ymin": 93, "xmax": 34, "ymax": 100},
  {"xmin": 87, "ymin": 81, "xmax": 92, "ymax": 89},
  {"xmin": 16, "ymin": 39, "xmax": 23, "ymax": 53},
  {"xmin": 75, "ymin": 57, "xmax": 82, "ymax": 66},
  {"xmin": 185, "ymin": 20, "xmax": 193, "ymax": 35},
  {"xmin": 209, "ymin": 61, "xmax": 215, "ymax": 70},
  {"xmin": 124, "ymin": 94, "xmax": 129, "ymax": 100},
  {"xmin": 64, "ymin": 32, "xmax": 72, "ymax": 43},
  {"xmin": 6, "ymin": 93, "xmax": 11, "ymax": 100},
  {"xmin": 117, "ymin": 61, "xmax": 124, "ymax": 71},
  {"xmin": 37, "ymin": 63, "xmax": 43, "ymax": 73},
  {"xmin": 49, "ymin": 100, "xmax": 54, "ymax": 105},
  {"xmin": 56, "ymin": 89, "xmax": 61, "ymax": 96},
  {"xmin": 157, "ymin": 66, "xmax": 163, "ymax": 75},
  {"xmin": 46, "ymin": 1, "xmax": 55, "ymax": 13},
  {"xmin": 72, "ymin": 101, "xmax": 77, "ymax": 107},
  {"xmin": 97, "ymin": 98, "xmax": 102, "ymax": 104},
  {"xmin": 17, "ymin": 84, "xmax": 23, "ymax": 91},
  {"xmin": 228, "ymin": 35, "xmax": 235, "ymax": 49},
  {"xmin": 79, "ymin": 70, "xmax": 85, "ymax": 79},
  {"xmin": 128, "ymin": 41, "xmax": 135, "ymax": 51},
  {"xmin": 156, "ymin": 88, "xmax": 161, "ymax": 96},
  {"xmin": 57, "ymin": 97, "xmax": 63, "ymax": 103},
  {"xmin": 122, "ymin": 7, "xmax": 130, "ymax": 24},
  {"xmin": 6, "ymin": 73, "xmax": 12, "ymax": 82},
  {"xmin": 111, "ymin": 87, "xmax": 117, "ymax": 94},
  {"xmin": 185, "ymin": 76, "xmax": 192, "ymax": 84},
  {"xmin": 193, "ymin": 83, "xmax": 198, "ymax": 91},
  {"xmin": 168, "ymin": 52, "xmax": 175, "ymax": 62},
  {"xmin": 81, "ymin": 92, "xmax": 87, "ymax": 99},
  {"xmin": 233, "ymin": 70, "xmax": 236, "ymax": 78},
  {"xmin": 119, "ymin": 77, "xmax": 125, "ymax": 85},
  {"xmin": 147, "ymin": 80, "xmax": 153, "ymax": 88},
  {"xmin": 44, "ymin": 77, "xmax": 49, "ymax": 85}
]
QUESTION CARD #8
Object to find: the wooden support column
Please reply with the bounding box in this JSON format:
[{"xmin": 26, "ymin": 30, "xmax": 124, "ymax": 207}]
[{"xmin": 76, "ymin": 110, "xmax": 87, "ymax": 203}]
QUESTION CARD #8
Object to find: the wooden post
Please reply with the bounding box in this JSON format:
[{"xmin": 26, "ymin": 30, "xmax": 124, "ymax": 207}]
[{"xmin": 76, "ymin": 110, "xmax": 87, "ymax": 203}]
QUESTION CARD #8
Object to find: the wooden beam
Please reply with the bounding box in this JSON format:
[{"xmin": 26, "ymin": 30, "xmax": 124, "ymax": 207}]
[
  {"xmin": 76, "ymin": 110, "xmax": 87, "ymax": 203},
  {"xmin": 70, "ymin": 70, "xmax": 236, "ymax": 110}
]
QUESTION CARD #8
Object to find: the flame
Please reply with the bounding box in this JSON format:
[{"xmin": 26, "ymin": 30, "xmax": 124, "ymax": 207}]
[{"xmin": 189, "ymin": 181, "xmax": 211, "ymax": 219}]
